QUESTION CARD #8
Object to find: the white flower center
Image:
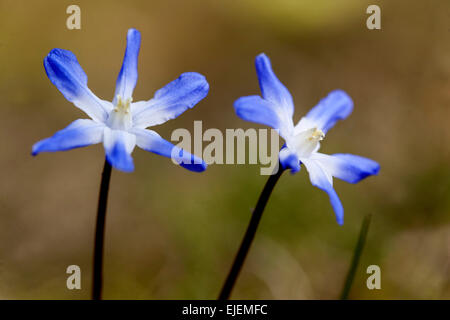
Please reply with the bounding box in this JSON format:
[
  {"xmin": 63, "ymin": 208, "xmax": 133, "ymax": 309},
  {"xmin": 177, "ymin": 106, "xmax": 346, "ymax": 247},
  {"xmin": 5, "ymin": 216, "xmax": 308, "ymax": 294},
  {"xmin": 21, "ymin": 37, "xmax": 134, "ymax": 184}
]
[
  {"xmin": 289, "ymin": 127, "xmax": 324, "ymax": 158},
  {"xmin": 107, "ymin": 95, "xmax": 132, "ymax": 130}
]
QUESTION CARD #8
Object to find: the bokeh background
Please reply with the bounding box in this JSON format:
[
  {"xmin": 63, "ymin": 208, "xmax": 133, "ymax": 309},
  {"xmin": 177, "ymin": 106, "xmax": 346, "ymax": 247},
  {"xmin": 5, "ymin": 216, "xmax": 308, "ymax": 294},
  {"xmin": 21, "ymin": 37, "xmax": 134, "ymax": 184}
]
[{"xmin": 0, "ymin": 0, "xmax": 449, "ymax": 299}]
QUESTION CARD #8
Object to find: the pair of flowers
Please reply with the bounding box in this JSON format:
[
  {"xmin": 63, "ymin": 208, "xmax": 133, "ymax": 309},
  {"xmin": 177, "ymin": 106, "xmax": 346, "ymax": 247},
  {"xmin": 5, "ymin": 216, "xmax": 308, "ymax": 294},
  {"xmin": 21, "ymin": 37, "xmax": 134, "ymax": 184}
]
[{"xmin": 33, "ymin": 28, "xmax": 379, "ymax": 224}]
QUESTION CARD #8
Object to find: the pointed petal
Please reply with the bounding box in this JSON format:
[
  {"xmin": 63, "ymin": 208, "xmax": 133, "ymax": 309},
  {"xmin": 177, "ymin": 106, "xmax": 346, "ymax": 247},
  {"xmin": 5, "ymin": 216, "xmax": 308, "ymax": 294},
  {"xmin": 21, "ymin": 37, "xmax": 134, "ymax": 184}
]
[
  {"xmin": 312, "ymin": 153, "xmax": 380, "ymax": 184},
  {"xmin": 303, "ymin": 90, "xmax": 353, "ymax": 133},
  {"xmin": 301, "ymin": 158, "xmax": 344, "ymax": 225},
  {"xmin": 132, "ymin": 72, "xmax": 209, "ymax": 128},
  {"xmin": 279, "ymin": 147, "xmax": 300, "ymax": 173},
  {"xmin": 113, "ymin": 28, "xmax": 141, "ymax": 103},
  {"xmin": 44, "ymin": 49, "xmax": 110, "ymax": 122},
  {"xmin": 234, "ymin": 95, "xmax": 294, "ymax": 139},
  {"xmin": 130, "ymin": 128, "xmax": 207, "ymax": 172},
  {"xmin": 103, "ymin": 128, "xmax": 136, "ymax": 172},
  {"xmin": 255, "ymin": 53, "xmax": 294, "ymax": 120},
  {"xmin": 32, "ymin": 119, "xmax": 104, "ymax": 155}
]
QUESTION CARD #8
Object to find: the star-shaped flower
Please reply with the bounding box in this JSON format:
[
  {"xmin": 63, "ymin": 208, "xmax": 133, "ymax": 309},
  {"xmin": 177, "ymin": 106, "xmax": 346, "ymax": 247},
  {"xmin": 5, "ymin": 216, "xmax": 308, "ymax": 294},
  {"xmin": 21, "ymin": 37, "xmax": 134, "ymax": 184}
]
[
  {"xmin": 33, "ymin": 28, "xmax": 209, "ymax": 173},
  {"xmin": 234, "ymin": 53, "xmax": 380, "ymax": 224}
]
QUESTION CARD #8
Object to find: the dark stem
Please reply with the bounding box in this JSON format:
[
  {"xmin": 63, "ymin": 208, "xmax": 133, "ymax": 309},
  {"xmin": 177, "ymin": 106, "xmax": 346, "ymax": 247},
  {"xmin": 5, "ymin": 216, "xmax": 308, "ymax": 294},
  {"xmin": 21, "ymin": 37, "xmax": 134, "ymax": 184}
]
[
  {"xmin": 92, "ymin": 159, "xmax": 112, "ymax": 300},
  {"xmin": 218, "ymin": 164, "xmax": 285, "ymax": 300},
  {"xmin": 340, "ymin": 214, "xmax": 372, "ymax": 300}
]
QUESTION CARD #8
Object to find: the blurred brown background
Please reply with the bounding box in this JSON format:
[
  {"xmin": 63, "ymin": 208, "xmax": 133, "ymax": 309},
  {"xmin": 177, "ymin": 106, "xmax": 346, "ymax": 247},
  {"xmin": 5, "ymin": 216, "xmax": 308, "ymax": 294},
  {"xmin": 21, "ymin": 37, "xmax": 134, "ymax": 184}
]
[{"xmin": 0, "ymin": 0, "xmax": 449, "ymax": 299}]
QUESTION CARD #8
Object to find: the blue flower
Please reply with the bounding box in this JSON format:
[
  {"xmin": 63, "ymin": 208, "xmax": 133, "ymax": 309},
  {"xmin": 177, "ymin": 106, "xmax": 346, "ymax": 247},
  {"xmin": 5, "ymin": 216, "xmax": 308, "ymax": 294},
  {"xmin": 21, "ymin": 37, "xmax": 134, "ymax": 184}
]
[
  {"xmin": 234, "ymin": 53, "xmax": 380, "ymax": 225},
  {"xmin": 32, "ymin": 28, "xmax": 209, "ymax": 173}
]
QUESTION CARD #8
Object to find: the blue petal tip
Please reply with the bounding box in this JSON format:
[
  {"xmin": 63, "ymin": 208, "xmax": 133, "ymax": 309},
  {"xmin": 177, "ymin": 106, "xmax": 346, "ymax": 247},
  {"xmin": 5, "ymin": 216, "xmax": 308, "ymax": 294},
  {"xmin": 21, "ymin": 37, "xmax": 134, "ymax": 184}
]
[{"xmin": 180, "ymin": 160, "xmax": 208, "ymax": 173}]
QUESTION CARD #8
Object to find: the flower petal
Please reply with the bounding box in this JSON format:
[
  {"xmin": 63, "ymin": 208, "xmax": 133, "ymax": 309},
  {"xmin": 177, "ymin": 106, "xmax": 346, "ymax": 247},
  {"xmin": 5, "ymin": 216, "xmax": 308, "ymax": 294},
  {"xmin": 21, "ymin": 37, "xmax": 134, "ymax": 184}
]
[
  {"xmin": 255, "ymin": 53, "xmax": 294, "ymax": 121},
  {"xmin": 113, "ymin": 28, "xmax": 141, "ymax": 103},
  {"xmin": 234, "ymin": 95, "xmax": 294, "ymax": 139},
  {"xmin": 279, "ymin": 147, "xmax": 300, "ymax": 173},
  {"xmin": 44, "ymin": 48, "xmax": 110, "ymax": 122},
  {"xmin": 301, "ymin": 158, "xmax": 344, "ymax": 225},
  {"xmin": 312, "ymin": 153, "xmax": 380, "ymax": 184},
  {"xmin": 131, "ymin": 72, "xmax": 209, "ymax": 128},
  {"xmin": 303, "ymin": 90, "xmax": 353, "ymax": 133},
  {"xmin": 103, "ymin": 128, "xmax": 136, "ymax": 172},
  {"xmin": 130, "ymin": 128, "xmax": 207, "ymax": 172},
  {"xmin": 32, "ymin": 119, "xmax": 104, "ymax": 155}
]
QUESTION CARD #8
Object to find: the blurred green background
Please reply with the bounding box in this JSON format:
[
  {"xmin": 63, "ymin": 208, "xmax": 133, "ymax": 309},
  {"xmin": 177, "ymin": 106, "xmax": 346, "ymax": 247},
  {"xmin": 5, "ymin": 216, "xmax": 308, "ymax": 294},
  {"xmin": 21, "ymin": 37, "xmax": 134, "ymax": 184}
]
[{"xmin": 0, "ymin": 0, "xmax": 449, "ymax": 299}]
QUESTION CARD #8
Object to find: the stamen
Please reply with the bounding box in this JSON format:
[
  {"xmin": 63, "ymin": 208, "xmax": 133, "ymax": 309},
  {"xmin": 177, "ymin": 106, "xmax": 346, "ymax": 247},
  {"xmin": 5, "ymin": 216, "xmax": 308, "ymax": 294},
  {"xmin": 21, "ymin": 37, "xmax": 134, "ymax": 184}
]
[
  {"xmin": 108, "ymin": 95, "xmax": 133, "ymax": 130},
  {"xmin": 308, "ymin": 128, "xmax": 325, "ymax": 141},
  {"xmin": 289, "ymin": 127, "xmax": 325, "ymax": 158},
  {"xmin": 114, "ymin": 95, "xmax": 132, "ymax": 113}
]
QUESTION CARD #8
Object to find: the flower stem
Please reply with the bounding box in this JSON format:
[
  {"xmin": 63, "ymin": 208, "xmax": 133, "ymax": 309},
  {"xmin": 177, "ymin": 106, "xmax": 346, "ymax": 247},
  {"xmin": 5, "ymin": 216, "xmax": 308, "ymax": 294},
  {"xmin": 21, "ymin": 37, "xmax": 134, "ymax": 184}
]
[
  {"xmin": 92, "ymin": 159, "xmax": 112, "ymax": 300},
  {"xmin": 340, "ymin": 213, "xmax": 372, "ymax": 300},
  {"xmin": 218, "ymin": 164, "xmax": 285, "ymax": 300}
]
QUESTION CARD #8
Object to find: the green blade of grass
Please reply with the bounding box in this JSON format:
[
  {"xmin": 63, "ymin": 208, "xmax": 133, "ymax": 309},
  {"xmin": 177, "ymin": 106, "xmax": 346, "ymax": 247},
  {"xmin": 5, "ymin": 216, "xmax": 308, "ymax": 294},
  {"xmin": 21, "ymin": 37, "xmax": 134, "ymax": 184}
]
[{"xmin": 340, "ymin": 214, "xmax": 372, "ymax": 300}]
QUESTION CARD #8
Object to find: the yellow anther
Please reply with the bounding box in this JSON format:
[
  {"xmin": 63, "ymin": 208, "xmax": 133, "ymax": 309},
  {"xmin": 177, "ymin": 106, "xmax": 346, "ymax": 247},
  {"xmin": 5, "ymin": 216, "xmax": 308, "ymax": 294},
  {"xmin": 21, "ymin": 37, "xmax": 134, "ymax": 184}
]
[
  {"xmin": 114, "ymin": 95, "xmax": 132, "ymax": 113},
  {"xmin": 308, "ymin": 128, "xmax": 325, "ymax": 141},
  {"xmin": 108, "ymin": 95, "xmax": 133, "ymax": 130}
]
